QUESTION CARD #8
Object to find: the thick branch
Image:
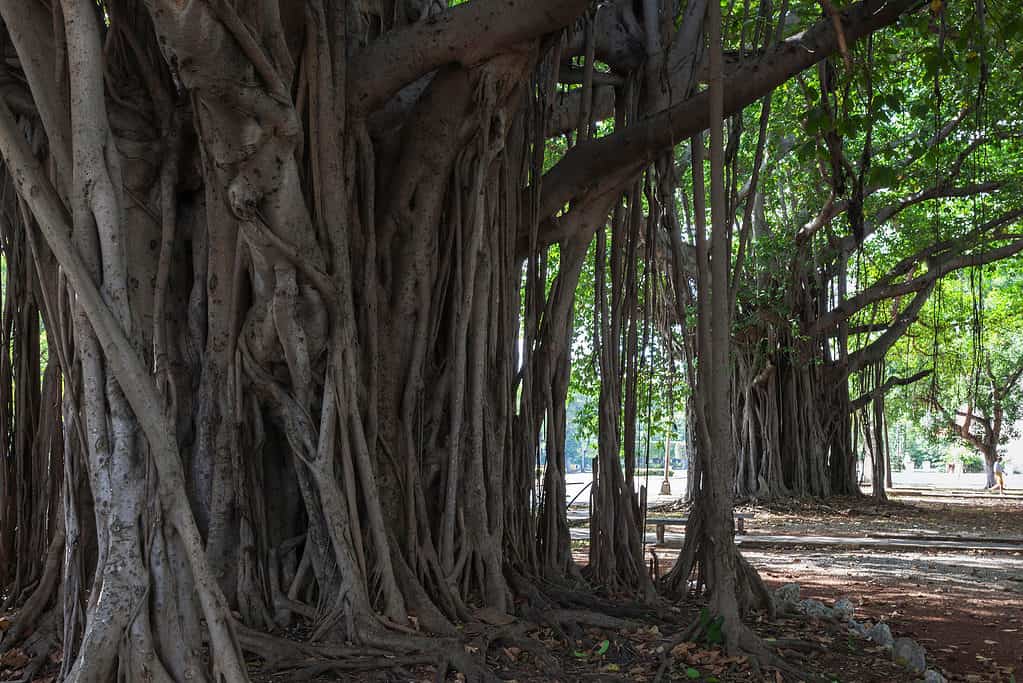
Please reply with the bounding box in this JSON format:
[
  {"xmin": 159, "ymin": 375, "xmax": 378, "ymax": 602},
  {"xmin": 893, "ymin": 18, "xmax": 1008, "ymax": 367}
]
[
  {"xmin": 812, "ymin": 209, "xmax": 1023, "ymax": 335},
  {"xmin": 827, "ymin": 181, "xmax": 1003, "ymax": 254},
  {"xmin": 0, "ymin": 97, "xmax": 249, "ymax": 681},
  {"xmin": 994, "ymin": 357, "xmax": 1023, "ymax": 399},
  {"xmin": 846, "ymin": 280, "xmax": 935, "ymax": 375},
  {"xmin": 849, "ymin": 369, "xmax": 931, "ymax": 411},
  {"xmin": 349, "ymin": 0, "xmax": 588, "ymax": 114},
  {"xmin": 537, "ymin": 0, "xmax": 921, "ymax": 221},
  {"xmin": 934, "ymin": 401, "xmax": 992, "ymax": 453},
  {"xmin": 547, "ymin": 85, "xmax": 616, "ymax": 137},
  {"xmin": 828, "ymin": 321, "xmax": 889, "ymax": 337}
]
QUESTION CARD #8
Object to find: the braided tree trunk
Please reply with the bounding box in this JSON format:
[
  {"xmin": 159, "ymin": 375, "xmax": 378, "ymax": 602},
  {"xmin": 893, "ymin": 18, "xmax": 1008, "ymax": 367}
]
[
  {"xmin": 0, "ymin": 0, "xmax": 921, "ymax": 678},
  {"xmin": 0, "ymin": 0, "xmax": 602, "ymax": 677}
]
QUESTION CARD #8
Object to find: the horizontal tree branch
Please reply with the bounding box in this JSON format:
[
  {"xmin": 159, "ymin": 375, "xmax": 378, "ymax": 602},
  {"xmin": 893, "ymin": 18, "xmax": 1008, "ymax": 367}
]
[
  {"xmin": 846, "ymin": 279, "xmax": 936, "ymax": 375},
  {"xmin": 547, "ymin": 50, "xmax": 766, "ymax": 138},
  {"xmin": 828, "ymin": 321, "xmax": 890, "ymax": 337},
  {"xmin": 536, "ymin": 0, "xmax": 922, "ymax": 221},
  {"xmin": 801, "ymin": 117, "xmax": 993, "ymax": 249},
  {"xmin": 349, "ymin": 0, "xmax": 589, "ymax": 114},
  {"xmin": 940, "ymin": 402, "xmax": 994, "ymax": 448},
  {"xmin": 991, "ymin": 357, "xmax": 1023, "ymax": 400},
  {"xmin": 849, "ymin": 369, "xmax": 931, "ymax": 411},
  {"xmin": 547, "ymin": 85, "xmax": 616, "ymax": 137},
  {"xmin": 812, "ymin": 207, "xmax": 1023, "ymax": 335},
  {"xmin": 826, "ymin": 180, "xmax": 1004, "ymax": 256}
]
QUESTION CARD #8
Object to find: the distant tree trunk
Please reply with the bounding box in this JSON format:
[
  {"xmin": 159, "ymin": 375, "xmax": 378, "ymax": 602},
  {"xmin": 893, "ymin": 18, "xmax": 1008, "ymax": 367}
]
[
  {"xmin": 885, "ymin": 416, "xmax": 894, "ymax": 489},
  {"xmin": 871, "ymin": 397, "xmax": 888, "ymax": 502},
  {"xmin": 982, "ymin": 447, "xmax": 997, "ymax": 488}
]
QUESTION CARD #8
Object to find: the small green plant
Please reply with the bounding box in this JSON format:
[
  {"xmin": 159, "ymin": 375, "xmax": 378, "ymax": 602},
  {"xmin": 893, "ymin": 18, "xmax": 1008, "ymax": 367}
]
[{"xmin": 698, "ymin": 608, "xmax": 725, "ymax": 646}]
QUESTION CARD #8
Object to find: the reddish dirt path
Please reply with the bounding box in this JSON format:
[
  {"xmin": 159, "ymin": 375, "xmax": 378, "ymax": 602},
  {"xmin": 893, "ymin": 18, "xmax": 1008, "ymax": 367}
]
[
  {"xmin": 625, "ymin": 492, "xmax": 1023, "ymax": 680},
  {"xmin": 743, "ymin": 494, "xmax": 1023, "ymax": 681},
  {"xmin": 759, "ymin": 563, "xmax": 1023, "ymax": 681}
]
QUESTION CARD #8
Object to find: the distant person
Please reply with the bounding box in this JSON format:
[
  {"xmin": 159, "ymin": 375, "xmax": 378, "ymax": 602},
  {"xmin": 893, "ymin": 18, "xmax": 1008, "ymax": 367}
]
[{"xmin": 993, "ymin": 458, "xmax": 1007, "ymax": 494}]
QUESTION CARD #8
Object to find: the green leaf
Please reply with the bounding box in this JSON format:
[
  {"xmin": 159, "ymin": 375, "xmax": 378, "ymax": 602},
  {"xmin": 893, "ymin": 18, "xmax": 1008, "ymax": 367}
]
[
  {"xmin": 596, "ymin": 639, "xmax": 610, "ymax": 655},
  {"xmin": 910, "ymin": 101, "xmax": 930, "ymax": 119},
  {"xmin": 868, "ymin": 165, "xmax": 898, "ymax": 187},
  {"xmin": 573, "ymin": 650, "xmax": 588, "ymax": 658},
  {"xmin": 685, "ymin": 667, "xmax": 701, "ymax": 679},
  {"xmin": 706, "ymin": 617, "xmax": 724, "ymax": 645}
]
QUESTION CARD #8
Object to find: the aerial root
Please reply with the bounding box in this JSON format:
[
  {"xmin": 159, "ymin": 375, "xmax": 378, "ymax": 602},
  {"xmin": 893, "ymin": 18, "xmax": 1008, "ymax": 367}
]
[
  {"xmin": 509, "ymin": 569, "xmax": 671, "ymax": 628},
  {"xmin": 545, "ymin": 608, "xmax": 639, "ymax": 631},
  {"xmin": 287, "ymin": 653, "xmax": 441, "ymax": 680}
]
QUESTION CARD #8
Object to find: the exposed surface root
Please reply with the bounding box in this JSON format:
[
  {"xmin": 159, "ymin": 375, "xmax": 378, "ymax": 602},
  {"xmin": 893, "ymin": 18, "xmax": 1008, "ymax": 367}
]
[
  {"xmin": 731, "ymin": 621, "xmax": 826, "ymax": 682},
  {"xmin": 651, "ymin": 612, "xmax": 825, "ymax": 683},
  {"xmin": 3, "ymin": 606, "xmax": 60, "ymax": 683}
]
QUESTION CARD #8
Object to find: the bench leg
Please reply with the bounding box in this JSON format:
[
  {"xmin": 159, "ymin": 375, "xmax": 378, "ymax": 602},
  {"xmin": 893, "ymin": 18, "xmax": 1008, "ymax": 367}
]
[
  {"xmin": 737, "ymin": 517, "xmax": 745, "ymax": 535},
  {"xmin": 656, "ymin": 524, "xmax": 665, "ymax": 543}
]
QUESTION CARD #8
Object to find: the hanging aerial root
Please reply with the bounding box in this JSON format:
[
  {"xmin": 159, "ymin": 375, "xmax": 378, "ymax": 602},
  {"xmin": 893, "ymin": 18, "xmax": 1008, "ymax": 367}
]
[
  {"xmin": 508, "ymin": 567, "xmax": 680, "ymax": 630},
  {"xmin": 0, "ymin": 531, "xmax": 63, "ymax": 655}
]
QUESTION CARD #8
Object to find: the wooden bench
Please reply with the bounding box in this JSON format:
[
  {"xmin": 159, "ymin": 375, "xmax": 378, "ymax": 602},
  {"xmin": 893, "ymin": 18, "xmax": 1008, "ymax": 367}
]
[
  {"xmin": 564, "ymin": 511, "xmax": 757, "ymax": 543},
  {"xmin": 647, "ymin": 513, "xmax": 755, "ymax": 543}
]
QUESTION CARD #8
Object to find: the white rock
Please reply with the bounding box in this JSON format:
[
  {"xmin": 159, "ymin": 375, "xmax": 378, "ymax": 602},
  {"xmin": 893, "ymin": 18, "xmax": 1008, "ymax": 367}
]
[
  {"xmin": 866, "ymin": 622, "xmax": 894, "ymax": 647},
  {"xmin": 923, "ymin": 670, "xmax": 947, "ymax": 683},
  {"xmin": 833, "ymin": 597, "xmax": 855, "ymax": 621},
  {"xmin": 774, "ymin": 583, "xmax": 800, "ymax": 604},
  {"xmin": 798, "ymin": 599, "xmax": 833, "ymax": 620},
  {"xmin": 892, "ymin": 637, "xmax": 927, "ymax": 673},
  {"xmin": 846, "ymin": 619, "xmax": 868, "ymax": 638}
]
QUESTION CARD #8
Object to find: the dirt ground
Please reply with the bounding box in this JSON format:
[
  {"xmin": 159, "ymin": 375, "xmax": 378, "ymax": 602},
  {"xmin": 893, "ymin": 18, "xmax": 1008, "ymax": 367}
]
[
  {"xmin": 248, "ymin": 599, "xmax": 938, "ymax": 682},
  {"xmin": 8, "ymin": 491, "xmax": 1021, "ymax": 682},
  {"xmin": 743, "ymin": 492, "xmax": 1023, "ymax": 682},
  {"xmin": 246, "ymin": 491, "xmax": 1021, "ymax": 681}
]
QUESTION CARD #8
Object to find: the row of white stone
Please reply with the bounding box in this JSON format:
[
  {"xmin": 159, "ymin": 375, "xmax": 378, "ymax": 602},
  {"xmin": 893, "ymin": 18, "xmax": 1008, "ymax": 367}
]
[{"xmin": 772, "ymin": 583, "xmax": 947, "ymax": 683}]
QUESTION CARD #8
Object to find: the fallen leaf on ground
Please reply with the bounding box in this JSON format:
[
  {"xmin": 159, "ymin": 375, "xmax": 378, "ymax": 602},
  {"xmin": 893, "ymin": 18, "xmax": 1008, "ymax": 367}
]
[{"xmin": 0, "ymin": 649, "xmax": 28, "ymax": 668}]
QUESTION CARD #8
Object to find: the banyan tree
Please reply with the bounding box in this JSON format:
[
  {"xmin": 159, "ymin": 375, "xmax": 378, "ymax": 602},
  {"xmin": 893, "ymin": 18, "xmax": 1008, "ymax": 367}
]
[
  {"xmin": 718, "ymin": 29, "xmax": 1023, "ymax": 501},
  {"xmin": 0, "ymin": 0, "xmax": 979, "ymax": 679}
]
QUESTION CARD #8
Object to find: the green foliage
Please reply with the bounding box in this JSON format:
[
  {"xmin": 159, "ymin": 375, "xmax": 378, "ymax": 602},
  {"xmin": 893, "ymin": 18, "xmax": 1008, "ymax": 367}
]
[
  {"xmin": 887, "ymin": 262, "xmax": 1023, "ymax": 457},
  {"xmin": 552, "ymin": 0, "xmax": 1023, "ymax": 486},
  {"xmin": 958, "ymin": 451, "xmax": 985, "ymax": 473},
  {"xmin": 698, "ymin": 608, "xmax": 725, "ymax": 646}
]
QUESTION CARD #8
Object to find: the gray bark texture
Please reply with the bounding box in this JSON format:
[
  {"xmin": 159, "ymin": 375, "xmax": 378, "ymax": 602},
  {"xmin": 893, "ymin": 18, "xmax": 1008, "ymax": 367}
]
[{"xmin": 0, "ymin": 0, "xmax": 920, "ymax": 679}]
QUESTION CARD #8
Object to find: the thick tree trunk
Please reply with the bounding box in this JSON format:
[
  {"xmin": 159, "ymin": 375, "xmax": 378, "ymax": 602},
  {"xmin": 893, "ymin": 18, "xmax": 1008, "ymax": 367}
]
[
  {"xmin": 0, "ymin": 0, "xmax": 922, "ymax": 678},
  {"xmin": 983, "ymin": 448, "xmax": 997, "ymax": 489}
]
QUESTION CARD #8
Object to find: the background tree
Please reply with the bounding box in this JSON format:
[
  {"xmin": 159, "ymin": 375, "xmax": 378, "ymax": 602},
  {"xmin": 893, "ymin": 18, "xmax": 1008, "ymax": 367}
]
[
  {"xmin": 920, "ymin": 263, "xmax": 1023, "ymax": 487},
  {"xmin": 705, "ymin": 0, "xmax": 1023, "ymax": 500}
]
